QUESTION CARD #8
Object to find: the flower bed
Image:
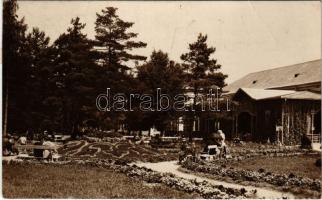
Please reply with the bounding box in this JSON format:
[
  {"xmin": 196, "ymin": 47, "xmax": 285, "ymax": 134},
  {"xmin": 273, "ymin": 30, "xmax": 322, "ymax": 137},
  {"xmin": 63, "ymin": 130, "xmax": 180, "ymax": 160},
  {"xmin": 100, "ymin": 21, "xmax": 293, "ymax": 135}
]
[
  {"xmin": 181, "ymin": 159, "xmax": 321, "ymax": 193},
  {"xmin": 228, "ymin": 142, "xmax": 312, "ymax": 157}
]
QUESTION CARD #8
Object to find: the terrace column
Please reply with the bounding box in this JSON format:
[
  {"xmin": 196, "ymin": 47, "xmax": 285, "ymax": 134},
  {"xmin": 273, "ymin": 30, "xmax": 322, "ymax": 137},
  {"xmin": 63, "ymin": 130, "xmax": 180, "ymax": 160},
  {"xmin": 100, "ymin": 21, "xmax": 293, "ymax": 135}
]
[
  {"xmin": 311, "ymin": 112, "xmax": 315, "ymax": 135},
  {"xmin": 234, "ymin": 114, "xmax": 238, "ymax": 138},
  {"xmin": 281, "ymin": 108, "xmax": 284, "ymax": 145}
]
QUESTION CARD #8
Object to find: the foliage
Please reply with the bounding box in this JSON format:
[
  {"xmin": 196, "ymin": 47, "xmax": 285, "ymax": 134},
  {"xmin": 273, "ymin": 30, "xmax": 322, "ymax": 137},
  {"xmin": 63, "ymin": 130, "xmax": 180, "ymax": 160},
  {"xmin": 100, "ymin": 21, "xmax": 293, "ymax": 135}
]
[
  {"xmin": 181, "ymin": 34, "xmax": 227, "ymax": 93},
  {"xmin": 180, "ymin": 33, "xmax": 228, "ymax": 139},
  {"xmin": 3, "ymin": 2, "xmax": 229, "ymax": 138},
  {"xmin": 3, "ymin": 0, "xmax": 29, "ymax": 133},
  {"xmin": 94, "ymin": 7, "xmax": 147, "ymax": 71},
  {"xmin": 301, "ymin": 134, "xmax": 312, "ymax": 149},
  {"xmin": 94, "ymin": 7, "xmax": 147, "ymax": 131},
  {"xmin": 48, "ymin": 17, "xmax": 99, "ymax": 137},
  {"xmin": 135, "ymin": 50, "xmax": 185, "ymax": 133}
]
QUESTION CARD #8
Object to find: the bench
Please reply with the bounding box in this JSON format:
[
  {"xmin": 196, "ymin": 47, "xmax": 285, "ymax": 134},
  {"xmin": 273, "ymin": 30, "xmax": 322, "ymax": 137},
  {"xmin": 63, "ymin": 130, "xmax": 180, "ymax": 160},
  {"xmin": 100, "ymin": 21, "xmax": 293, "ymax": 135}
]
[{"xmin": 15, "ymin": 144, "xmax": 62, "ymax": 161}]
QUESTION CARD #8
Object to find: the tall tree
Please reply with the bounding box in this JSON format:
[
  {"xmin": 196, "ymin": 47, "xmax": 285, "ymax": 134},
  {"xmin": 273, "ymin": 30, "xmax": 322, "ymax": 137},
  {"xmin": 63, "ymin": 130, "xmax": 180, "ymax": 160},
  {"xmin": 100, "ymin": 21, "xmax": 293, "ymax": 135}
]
[
  {"xmin": 136, "ymin": 50, "xmax": 185, "ymax": 134},
  {"xmin": 181, "ymin": 33, "xmax": 227, "ymax": 140},
  {"xmin": 95, "ymin": 7, "xmax": 147, "ymax": 72},
  {"xmin": 25, "ymin": 28, "xmax": 52, "ymax": 128},
  {"xmin": 94, "ymin": 7, "xmax": 147, "ymax": 131},
  {"xmin": 3, "ymin": 0, "xmax": 29, "ymax": 134},
  {"xmin": 49, "ymin": 17, "xmax": 99, "ymax": 137}
]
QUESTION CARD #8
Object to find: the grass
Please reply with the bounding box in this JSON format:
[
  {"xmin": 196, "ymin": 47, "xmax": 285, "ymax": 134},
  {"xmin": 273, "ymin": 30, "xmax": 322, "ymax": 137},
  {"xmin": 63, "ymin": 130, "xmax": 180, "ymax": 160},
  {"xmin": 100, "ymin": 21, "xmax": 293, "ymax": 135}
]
[
  {"xmin": 226, "ymin": 154, "xmax": 321, "ymax": 180},
  {"xmin": 3, "ymin": 163, "xmax": 200, "ymax": 198}
]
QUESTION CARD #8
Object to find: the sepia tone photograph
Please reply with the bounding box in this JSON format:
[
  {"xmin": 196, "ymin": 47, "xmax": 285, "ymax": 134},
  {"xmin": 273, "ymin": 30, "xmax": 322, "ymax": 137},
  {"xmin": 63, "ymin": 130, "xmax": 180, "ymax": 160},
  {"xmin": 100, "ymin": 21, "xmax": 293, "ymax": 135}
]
[{"xmin": 2, "ymin": 0, "xmax": 321, "ymax": 199}]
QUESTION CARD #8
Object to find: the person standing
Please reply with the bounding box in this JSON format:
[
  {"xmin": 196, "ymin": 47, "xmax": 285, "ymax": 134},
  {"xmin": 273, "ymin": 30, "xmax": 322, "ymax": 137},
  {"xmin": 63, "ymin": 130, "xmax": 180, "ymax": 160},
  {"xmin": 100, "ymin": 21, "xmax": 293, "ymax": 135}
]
[{"xmin": 215, "ymin": 130, "xmax": 227, "ymax": 157}]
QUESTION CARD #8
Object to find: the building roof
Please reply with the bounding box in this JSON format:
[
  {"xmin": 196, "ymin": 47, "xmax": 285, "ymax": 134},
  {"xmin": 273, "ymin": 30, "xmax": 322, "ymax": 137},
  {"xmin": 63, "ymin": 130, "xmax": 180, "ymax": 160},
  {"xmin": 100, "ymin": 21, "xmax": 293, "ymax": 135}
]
[
  {"xmin": 234, "ymin": 88, "xmax": 321, "ymax": 101},
  {"xmin": 281, "ymin": 91, "xmax": 321, "ymax": 101},
  {"xmin": 235, "ymin": 88, "xmax": 295, "ymax": 100},
  {"xmin": 225, "ymin": 59, "xmax": 321, "ymax": 93}
]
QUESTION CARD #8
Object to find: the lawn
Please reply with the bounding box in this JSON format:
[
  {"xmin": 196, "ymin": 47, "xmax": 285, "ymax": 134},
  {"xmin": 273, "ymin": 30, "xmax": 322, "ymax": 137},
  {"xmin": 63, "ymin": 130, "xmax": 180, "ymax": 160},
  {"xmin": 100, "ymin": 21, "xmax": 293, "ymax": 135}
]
[
  {"xmin": 3, "ymin": 163, "xmax": 200, "ymax": 198},
  {"xmin": 226, "ymin": 154, "xmax": 321, "ymax": 180}
]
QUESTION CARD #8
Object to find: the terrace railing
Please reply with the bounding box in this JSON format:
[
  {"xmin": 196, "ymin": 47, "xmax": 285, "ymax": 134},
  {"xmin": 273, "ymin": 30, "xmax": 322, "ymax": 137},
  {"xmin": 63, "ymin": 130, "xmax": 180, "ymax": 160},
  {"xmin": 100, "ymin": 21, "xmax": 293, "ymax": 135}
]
[{"xmin": 307, "ymin": 134, "xmax": 321, "ymax": 143}]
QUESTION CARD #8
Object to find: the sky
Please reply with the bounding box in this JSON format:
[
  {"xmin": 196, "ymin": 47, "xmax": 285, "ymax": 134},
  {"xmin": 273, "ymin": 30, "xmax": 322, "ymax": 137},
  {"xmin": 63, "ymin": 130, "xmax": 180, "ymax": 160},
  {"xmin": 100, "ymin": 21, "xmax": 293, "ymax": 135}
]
[{"xmin": 17, "ymin": 1, "xmax": 321, "ymax": 83}]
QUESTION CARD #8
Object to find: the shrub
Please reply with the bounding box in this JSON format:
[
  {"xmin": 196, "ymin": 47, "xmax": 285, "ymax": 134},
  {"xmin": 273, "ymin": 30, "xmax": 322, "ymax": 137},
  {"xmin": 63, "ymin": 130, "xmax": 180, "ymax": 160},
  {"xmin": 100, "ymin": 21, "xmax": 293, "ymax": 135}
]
[
  {"xmin": 288, "ymin": 173, "xmax": 296, "ymax": 178},
  {"xmin": 315, "ymin": 158, "xmax": 321, "ymax": 167},
  {"xmin": 300, "ymin": 134, "xmax": 312, "ymax": 149}
]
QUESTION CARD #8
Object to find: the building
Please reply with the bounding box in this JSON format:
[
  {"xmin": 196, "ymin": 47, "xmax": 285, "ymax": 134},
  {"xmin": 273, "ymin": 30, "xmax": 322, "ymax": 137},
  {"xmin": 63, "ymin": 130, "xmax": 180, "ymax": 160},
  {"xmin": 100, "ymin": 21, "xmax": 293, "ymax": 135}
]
[
  {"xmin": 225, "ymin": 59, "xmax": 321, "ymax": 144},
  {"xmin": 225, "ymin": 60, "xmax": 321, "ymax": 93}
]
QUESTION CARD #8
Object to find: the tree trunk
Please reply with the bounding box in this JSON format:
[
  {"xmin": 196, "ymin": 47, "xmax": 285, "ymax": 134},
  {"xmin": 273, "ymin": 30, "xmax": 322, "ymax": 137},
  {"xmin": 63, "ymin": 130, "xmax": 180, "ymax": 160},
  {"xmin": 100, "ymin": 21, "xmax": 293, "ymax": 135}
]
[
  {"xmin": 3, "ymin": 83, "xmax": 8, "ymax": 137},
  {"xmin": 189, "ymin": 84, "xmax": 198, "ymax": 142}
]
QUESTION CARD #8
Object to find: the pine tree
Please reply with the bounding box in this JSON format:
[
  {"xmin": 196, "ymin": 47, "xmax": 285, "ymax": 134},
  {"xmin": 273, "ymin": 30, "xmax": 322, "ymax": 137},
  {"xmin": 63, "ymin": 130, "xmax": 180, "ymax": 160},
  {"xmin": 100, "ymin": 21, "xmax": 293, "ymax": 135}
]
[
  {"xmin": 181, "ymin": 33, "xmax": 228, "ymax": 140},
  {"xmin": 3, "ymin": 0, "xmax": 29, "ymax": 134},
  {"xmin": 94, "ymin": 7, "xmax": 147, "ymax": 131},
  {"xmin": 136, "ymin": 50, "xmax": 185, "ymax": 134},
  {"xmin": 49, "ymin": 17, "xmax": 99, "ymax": 137},
  {"xmin": 95, "ymin": 7, "xmax": 147, "ymax": 72},
  {"xmin": 24, "ymin": 28, "xmax": 51, "ymax": 131}
]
